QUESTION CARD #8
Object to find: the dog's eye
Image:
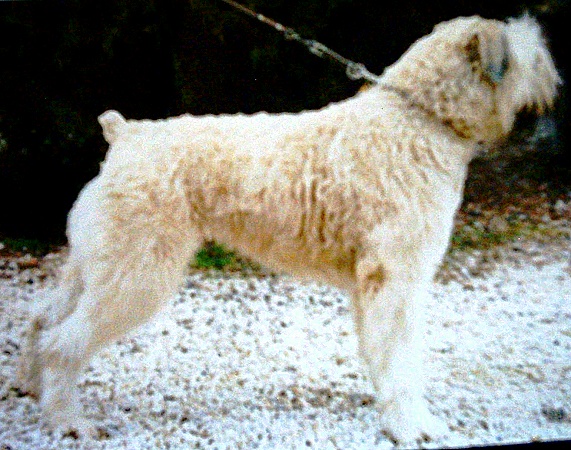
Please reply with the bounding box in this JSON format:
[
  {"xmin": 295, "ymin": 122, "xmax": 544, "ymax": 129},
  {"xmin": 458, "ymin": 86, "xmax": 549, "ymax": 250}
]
[{"xmin": 485, "ymin": 56, "xmax": 509, "ymax": 84}]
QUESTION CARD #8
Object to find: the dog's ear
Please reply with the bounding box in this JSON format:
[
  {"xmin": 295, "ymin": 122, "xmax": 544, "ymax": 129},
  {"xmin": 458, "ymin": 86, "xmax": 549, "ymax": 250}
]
[{"xmin": 464, "ymin": 28, "xmax": 509, "ymax": 84}]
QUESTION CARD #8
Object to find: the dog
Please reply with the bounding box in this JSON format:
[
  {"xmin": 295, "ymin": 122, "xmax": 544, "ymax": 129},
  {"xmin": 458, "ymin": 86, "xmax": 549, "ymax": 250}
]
[{"xmin": 17, "ymin": 14, "xmax": 560, "ymax": 445}]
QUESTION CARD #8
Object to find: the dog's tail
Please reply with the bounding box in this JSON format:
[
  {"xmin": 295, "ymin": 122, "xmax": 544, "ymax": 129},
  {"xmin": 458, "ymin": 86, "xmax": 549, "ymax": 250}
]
[{"xmin": 98, "ymin": 110, "xmax": 127, "ymax": 145}]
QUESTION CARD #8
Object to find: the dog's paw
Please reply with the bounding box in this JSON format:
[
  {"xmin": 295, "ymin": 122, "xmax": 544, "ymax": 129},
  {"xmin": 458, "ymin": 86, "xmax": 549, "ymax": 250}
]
[
  {"xmin": 43, "ymin": 413, "xmax": 100, "ymax": 440},
  {"xmin": 14, "ymin": 372, "xmax": 40, "ymax": 399},
  {"xmin": 15, "ymin": 355, "xmax": 42, "ymax": 399},
  {"xmin": 40, "ymin": 386, "xmax": 99, "ymax": 439},
  {"xmin": 380, "ymin": 400, "xmax": 448, "ymax": 445},
  {"xmin": 15, "ymin": 317, "xmax": 45, "ymax": 398}
]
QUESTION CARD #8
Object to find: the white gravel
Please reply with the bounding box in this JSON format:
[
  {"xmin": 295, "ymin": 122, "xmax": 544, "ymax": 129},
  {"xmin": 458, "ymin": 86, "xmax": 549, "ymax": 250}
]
[{"xmin": 1, "ymin": 242, "xmax": 570, "ymax": 449}]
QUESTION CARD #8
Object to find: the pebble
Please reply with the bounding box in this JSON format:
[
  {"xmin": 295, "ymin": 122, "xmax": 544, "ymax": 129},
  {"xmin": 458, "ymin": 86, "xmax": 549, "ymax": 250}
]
[{"xmin": 1, "ymin": 240, "xmax": 571, "ymax": 449}]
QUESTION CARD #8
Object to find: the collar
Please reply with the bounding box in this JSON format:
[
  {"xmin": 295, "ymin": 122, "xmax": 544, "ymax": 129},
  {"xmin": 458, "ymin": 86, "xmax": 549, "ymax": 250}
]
[{"xmin": 378, "ymin": 84, "xmax": 471, "ymax": 140}]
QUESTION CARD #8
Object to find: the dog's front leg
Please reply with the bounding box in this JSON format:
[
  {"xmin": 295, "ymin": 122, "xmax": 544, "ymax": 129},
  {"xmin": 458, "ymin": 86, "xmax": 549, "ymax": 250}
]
[{"xmin": 353, "ymin": 252, "xmax": 447, "ymax": 445}]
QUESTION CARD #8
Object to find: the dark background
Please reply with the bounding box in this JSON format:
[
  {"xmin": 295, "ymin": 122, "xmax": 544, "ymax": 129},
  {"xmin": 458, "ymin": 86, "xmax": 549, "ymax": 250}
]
[{"xmin": 0, "ymin": 0, "xmax": 569, "ymax": 242}]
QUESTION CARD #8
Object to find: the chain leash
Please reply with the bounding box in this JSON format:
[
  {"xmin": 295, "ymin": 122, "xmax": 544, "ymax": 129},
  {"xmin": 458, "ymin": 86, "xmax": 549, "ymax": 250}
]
[{"xmin": 219, "ymin": 0, "xmax": 382, "ymax": 84}]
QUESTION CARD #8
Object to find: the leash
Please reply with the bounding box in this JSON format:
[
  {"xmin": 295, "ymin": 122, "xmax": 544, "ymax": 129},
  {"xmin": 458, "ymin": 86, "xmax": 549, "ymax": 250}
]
[
  {"xmin": 218, "ymin": 0, "xmax": 382, "ymax": 84},
  {"xmin": 218, "ymin": 1, "xmax": 470, "ymax": 139}
]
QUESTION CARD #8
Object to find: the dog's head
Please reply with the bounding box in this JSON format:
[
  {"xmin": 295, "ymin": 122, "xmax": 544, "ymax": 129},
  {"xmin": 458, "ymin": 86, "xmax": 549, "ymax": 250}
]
[{"xmin": 381, "ymin": 15, "xmax": 561, "ymax": 144}]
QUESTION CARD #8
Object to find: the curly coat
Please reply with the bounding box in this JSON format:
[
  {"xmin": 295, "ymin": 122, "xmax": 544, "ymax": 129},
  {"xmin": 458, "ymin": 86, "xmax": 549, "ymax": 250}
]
[{"xmin": 18, "ymin": 14, "xmax": 560, "ymax": 444}]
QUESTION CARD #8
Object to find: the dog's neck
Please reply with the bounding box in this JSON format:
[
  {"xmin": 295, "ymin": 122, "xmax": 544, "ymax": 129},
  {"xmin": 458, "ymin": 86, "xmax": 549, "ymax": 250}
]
[
  {"xmin": 378, "ymin": 84, "xmax": 472, "ymax": 141},
  {"xmin": 376, "ymin": 83, "xmax": 484, "ymax": 165}
]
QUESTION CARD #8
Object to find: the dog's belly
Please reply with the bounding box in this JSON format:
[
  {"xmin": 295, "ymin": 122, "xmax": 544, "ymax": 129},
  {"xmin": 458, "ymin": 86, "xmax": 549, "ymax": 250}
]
[{"xmin": 202, "ymin": 209, "xmax": 357, "ymax": 289}]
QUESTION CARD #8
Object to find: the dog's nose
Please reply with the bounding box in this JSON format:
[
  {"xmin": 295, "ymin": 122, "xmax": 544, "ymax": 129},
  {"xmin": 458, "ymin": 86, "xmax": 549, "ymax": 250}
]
[{"xmin": 532, "ymin": 114, "xmax": 558, "ymax": 143}]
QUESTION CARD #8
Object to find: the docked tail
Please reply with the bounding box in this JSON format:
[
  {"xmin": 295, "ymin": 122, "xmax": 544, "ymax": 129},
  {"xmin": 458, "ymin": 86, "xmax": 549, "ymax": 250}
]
[{"xmin": 97, "ymin": 110, "xmax": 127, "ymax": 144}]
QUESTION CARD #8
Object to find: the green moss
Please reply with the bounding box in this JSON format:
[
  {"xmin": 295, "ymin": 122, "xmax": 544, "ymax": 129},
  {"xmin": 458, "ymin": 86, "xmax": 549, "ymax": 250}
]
[
  {"xmin": 193, "ymin": 241, "xmax": 238, "ymax": 270},
  {"xmin": 449, "ymin": 220, "xmax": 569, "ymax": 253},
  {"xmin": 1, "ymin": 237, "xmax": 55, "ymax": 256},
  {"xmin": 193, "ymin": 241, "xmax": 264, "ymax": 273}
]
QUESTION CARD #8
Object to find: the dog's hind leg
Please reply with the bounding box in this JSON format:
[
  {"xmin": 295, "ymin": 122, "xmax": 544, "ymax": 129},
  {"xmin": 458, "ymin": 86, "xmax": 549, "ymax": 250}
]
[
  {"xmin": 36, "ymin": 237, "xmax": 199, "ymax": 435},
  {"xmin": 17, "ymin": 258, "xmax": 84, "ymax": 397},
  {"xmin": 352, "ymin": 246, "xmax": 447, "ymax": 445}
]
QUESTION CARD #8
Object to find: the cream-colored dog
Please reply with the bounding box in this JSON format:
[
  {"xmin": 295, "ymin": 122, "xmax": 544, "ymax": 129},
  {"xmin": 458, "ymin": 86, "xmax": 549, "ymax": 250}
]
[{"xmin": 18, "ymin": 15, "xmax": 559, "ymax": 445}]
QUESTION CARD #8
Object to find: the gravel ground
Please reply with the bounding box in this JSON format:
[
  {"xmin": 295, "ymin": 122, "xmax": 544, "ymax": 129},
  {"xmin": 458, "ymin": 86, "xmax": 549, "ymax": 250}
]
[{"xmin": 1, "ymin": 239, "xmax": 570, "ymax": 449}]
